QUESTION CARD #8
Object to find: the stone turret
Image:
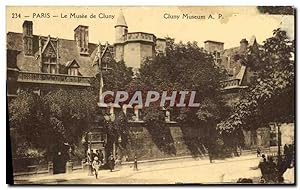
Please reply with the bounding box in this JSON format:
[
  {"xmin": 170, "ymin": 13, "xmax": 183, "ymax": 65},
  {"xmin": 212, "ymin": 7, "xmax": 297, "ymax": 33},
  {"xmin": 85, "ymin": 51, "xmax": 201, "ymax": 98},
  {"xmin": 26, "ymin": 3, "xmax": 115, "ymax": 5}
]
[
  {"xmin": 115, "ymin": 10, "xmax": 128, "ymax": 44},
  {"xmin": 113, "ymin": 10, "xmax": 159, "ymax": 68},
  {"xmin": 114, "ymin": 10, "xmax": 128, "ymax": 62}
]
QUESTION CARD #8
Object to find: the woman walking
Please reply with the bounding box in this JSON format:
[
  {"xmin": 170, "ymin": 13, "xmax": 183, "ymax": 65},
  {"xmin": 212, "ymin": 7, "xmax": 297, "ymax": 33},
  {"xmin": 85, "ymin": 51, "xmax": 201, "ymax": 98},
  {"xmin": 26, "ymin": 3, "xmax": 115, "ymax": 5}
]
[{"xmin": 108, "ymin": 152, "xmax": 115, "ymax": 172}]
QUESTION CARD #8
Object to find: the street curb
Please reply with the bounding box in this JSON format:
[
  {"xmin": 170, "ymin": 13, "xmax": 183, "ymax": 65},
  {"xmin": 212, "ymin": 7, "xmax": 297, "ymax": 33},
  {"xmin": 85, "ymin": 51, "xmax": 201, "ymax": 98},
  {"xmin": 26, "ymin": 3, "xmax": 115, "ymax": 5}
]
[
  {"xmin": 13, "ymin": 147, "xmax": 275, "ymax": 177},
  {"xmin": 120, "ymin": 147, "xmax": 273, "ymax": 165}
]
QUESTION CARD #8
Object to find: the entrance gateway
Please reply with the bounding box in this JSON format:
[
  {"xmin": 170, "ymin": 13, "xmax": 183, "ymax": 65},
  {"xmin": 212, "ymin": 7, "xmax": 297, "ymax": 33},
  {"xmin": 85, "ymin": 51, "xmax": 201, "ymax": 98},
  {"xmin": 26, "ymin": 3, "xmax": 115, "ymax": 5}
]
[{"xmin": 85, "ymin": 128, "xmax": 108, "ymax": 164}]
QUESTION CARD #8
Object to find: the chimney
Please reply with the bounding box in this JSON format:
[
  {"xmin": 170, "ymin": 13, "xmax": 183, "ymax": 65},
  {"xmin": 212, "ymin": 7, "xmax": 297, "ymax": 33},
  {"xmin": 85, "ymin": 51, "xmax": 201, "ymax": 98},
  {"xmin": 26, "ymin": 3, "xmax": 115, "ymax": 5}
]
[
  {"xmin": 240, "ymin": 38, "xmax": 248, "ymax": 53},
  {"xmin": 22, "ymin": 20, "xmax": 33, "ymax": 56},
  {"xmin": 74, "ymin": 25, "xmax": 89, "ymax": 55},
  {"xmin": 23, "ymin": 20, "xmax": 33, "ymax": 37},
  {"xmin": 204, "ymin": 40, "xmax": 224, "ymax": 53}
]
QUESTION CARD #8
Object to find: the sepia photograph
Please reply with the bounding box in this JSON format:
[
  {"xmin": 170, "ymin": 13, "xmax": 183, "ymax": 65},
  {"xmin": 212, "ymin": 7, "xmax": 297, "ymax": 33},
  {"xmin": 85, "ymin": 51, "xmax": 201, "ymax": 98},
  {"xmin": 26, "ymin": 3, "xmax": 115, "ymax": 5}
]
[{"xmin": 6, "ymin": 6, "xmax": 295, "ymax": 185}]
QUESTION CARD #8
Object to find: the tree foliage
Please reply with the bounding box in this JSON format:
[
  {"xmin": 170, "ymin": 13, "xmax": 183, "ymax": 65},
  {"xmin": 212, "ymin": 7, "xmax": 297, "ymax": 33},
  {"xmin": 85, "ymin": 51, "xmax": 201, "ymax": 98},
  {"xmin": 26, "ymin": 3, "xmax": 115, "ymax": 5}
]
[
  {"xmin": 136, "ymin": 38, "xmax": 229, "ymax": 126},
  {"xmin": 9, "ymin": 89, "xmax": 97, "ymax": 157},
  {"xmin": 257, "ymin": 6, "xmax": 294, "ymax": 15},
  {"xmin": 43, "ymin": 89, "xmax": 97, "ymax": 144},
  {"xmin": 219, "ymin": 29, "xmax": 295, "ymax": 133}
]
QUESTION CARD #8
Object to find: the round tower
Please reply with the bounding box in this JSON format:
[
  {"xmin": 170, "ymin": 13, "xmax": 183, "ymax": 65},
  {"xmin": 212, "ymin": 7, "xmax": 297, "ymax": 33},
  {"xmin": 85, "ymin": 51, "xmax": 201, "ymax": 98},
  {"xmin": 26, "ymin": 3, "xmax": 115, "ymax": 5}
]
[
  {"xmin": 114, "ymin": 10, "xmax": 128, "ymax": 62},
  {"xmin": 115, "ymin": 10, "xmax": 128, "ymax": 43}
]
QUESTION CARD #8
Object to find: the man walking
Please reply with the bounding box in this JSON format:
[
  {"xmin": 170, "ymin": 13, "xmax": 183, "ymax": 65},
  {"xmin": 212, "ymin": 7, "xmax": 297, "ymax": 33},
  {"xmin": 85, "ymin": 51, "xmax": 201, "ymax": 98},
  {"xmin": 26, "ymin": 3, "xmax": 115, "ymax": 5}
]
[{"xmin": 92, "ymin": 157, "xmax": 101, "ymax": 179}]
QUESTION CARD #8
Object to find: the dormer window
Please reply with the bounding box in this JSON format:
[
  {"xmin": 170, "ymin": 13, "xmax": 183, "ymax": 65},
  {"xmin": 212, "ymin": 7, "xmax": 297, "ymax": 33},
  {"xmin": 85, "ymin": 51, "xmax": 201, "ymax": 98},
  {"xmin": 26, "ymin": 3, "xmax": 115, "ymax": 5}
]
[
  {"xmin": 50, "ymin": 58, "xmax": 56, "ymax": 63},
  {"xmin": 42, "ymin": 56, "xmax": 57, "ymax": 74},
  {"xmin": 65, "ymin": 59, "xmax": 80, "ymax": 76},
  {"xmin": 40, "ymin": 36, "xmax": 58, "ymax": 74},
  {"xmin": 50, "ymin": 64, "xmax": 56, "ymax": 74},
  {"xmin": 69, "ymin": 68, "xmax": 78, "ymax": 76}
]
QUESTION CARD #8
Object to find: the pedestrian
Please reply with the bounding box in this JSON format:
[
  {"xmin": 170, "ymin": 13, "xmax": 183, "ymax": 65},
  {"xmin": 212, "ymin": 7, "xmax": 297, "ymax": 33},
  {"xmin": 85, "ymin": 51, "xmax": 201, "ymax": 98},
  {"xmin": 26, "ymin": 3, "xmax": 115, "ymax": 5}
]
[
  {"xmin": 97, "ymin": 150, "xmax": 104, "ymax": 163},
  {"xmin": 286, "ymin": 144, "xmax": 294, "ymax": 166},
  {"xmin": 92, "ymin": 156, "xmax": 101, "ymax": 179},
  {"xmin": 115, "ymin": 153, "xmax": 121, "ymax": 169},
  {"xmin": 283, "ymin": 144, "xmax": 288, "ymax": 156},
  {"xmin": 92, "ymin": 149, "xmax": 97, "ymax": 160},
  {"xmin": 133, "ymin": 155, "xmax": 138, "ymax": 171},
  {"xmin": 256, "ymin": 147, "xmax": 261, "ymax": 157},
  {"xmin": 258, "ymin": 154, "xmax": 267, "ymax": 181},
  {"xmin": 207, "ymin": 144, "xmax": 214, "ymax": 163},
  {"xmin": 108, "ymin": 152, "xmax": 115, "ymax": 172},
  {"xmin": 266, "ymin": 156, "xmax": 277, "ymax": 182}
]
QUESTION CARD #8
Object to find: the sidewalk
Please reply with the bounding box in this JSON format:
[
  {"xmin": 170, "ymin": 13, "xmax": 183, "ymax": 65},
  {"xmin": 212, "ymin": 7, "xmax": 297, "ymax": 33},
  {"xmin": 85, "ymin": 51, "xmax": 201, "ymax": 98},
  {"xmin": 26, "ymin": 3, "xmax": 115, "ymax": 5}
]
[
  {"xmin": 14, "ymin": 154, "xmax": 262, "ymax": 184},
  {"xmin": 14, "ymin": 147, "xmax": 275, "ymax": 177}
]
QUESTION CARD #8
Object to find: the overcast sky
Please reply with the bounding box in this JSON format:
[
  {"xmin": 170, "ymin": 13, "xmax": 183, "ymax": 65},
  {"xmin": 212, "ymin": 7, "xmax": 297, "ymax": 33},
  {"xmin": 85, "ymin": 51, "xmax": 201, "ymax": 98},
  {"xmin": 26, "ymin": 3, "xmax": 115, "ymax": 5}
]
[{"xmin": 6, "ymin": 6, "xmax": 294, "ymax": 49}]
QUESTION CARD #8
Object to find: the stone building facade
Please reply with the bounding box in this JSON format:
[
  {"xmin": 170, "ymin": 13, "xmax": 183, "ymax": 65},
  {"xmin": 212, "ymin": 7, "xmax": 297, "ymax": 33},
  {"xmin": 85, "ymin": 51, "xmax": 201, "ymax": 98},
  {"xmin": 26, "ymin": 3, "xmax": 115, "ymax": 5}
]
[
  {"xmin": 114, "ymin": 11, "xmax": 166, "ymax": 71},
  {"xmin": 7, "ymin": 11, "xmax": 166, "ymax": 99},
  {"xmin": 204, "ymin": 37, "xmax": 271, "ymax": 149},
  {"xmin": 6, "ymin": 11, "xmax": 167, "ymax": 171},
  {"xmin": 204, "ymin": 37, "xmax": 294, "ymax": 149}
]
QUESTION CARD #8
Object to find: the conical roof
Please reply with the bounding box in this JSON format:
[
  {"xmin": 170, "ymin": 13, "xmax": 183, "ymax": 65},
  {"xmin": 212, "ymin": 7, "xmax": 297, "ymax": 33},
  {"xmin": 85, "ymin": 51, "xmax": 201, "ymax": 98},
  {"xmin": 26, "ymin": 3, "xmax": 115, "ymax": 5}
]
[{"xmin": 115, "ymin": 10, "xmax": 127, "ymax": 27}]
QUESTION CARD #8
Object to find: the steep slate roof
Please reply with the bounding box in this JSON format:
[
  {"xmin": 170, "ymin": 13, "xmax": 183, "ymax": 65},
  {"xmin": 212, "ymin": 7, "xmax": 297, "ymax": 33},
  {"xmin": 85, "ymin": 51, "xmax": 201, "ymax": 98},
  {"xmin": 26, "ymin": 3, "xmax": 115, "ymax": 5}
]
[
  {"xmin": 221, "ymin": 46, "xmax": 242, "ymax": 78},
  {"xmin": 220, "ymin": 37, "xmax": 260, "ymax": 86},
  {"xmin": 65, "ymin": 59, "xmax": 80, "ymax": 68},
  {"xmin": 6, "ymin": 32, "xmax": 114, "ymax": 77}
]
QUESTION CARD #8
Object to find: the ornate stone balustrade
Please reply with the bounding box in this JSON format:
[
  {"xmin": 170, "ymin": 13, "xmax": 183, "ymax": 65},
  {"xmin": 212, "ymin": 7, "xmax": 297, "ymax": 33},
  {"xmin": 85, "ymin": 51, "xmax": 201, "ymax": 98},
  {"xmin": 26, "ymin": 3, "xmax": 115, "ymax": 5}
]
[
  {"xmin": 17, "ymin": 71, "xmax": 92, "ymax": 87},
  {"xmin": 124, "ymin": 32, "xmax": 156, "ymax": 43}
]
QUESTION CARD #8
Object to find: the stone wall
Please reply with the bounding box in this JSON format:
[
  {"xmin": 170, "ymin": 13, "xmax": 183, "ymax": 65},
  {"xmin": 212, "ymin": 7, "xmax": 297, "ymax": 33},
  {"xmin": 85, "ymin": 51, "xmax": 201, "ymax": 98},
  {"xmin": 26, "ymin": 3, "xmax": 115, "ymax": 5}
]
[
  {"xmin": 242, "ymin": 127, "xmax": 270, "ymax": 149},
  {"xmin": 281, "ymin": 123, "xmax": 294, "ymax": 145},
  {"xmin": 123, "ymin": 42, "xmax": 154, "ymax": 68},
  {"xmin": 257, "ymin": 127, "xmax": 270, "ymax": 148},
  {"xmin": 120, "ymin": 125, "xmax": 207, "ymax": 161},
  {"xmin": 120, "ymin": 125, "xmax": 271, "ymax": 162},
  {"xmin": 123, "ymin": 42, "xmax": 141, "ymax": 68}
]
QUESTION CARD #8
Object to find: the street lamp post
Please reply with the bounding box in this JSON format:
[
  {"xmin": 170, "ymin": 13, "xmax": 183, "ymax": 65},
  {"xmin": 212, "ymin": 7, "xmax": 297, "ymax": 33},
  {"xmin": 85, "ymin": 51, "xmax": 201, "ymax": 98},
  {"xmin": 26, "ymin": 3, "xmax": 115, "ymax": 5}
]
[
  {"xmin": 277, "ymin": 124, "xmax": 282, "ymax": 164},
  {"xmin": 133, "ymin": 133, "xmax": 138, "ymax": 171},
  {"xmin": 87, "ymin": 132, "xmax": 93, "ymax": 176}
]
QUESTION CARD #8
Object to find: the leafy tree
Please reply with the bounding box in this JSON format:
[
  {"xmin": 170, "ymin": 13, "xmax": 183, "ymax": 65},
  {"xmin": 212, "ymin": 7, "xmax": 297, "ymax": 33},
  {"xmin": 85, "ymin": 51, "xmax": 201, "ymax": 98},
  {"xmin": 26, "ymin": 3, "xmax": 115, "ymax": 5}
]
[
  {"xmin": 9, "ymin": 51, "xmax": 133, "ymax": 159},
  {"xmin": 91, "ymin": 59, "xmax": 133, "ymax": 97},
  {"xmin": 43, "ymin": 89, "xmax": 97, "ymax": 145},
  {"xmin": 138, "ymin": 38, "xmax": 229, "ymax": 125},
  {"xmin": 129, "ymin": 38, "xmax": 230, "ymax": 155},
  {"xmin": 9, "ymin": 91, "xmax": 49, "ymax": 157},
  {"xmin": 90, "ymin": 57, "xmax": 134, "ymax": 153},
  {"xmin": 9, "ymin": 88, "xmax": 97, "ymax": 158},
  {"xmin": 257, "ymin": 6, "xmax": 294, "ymax": 15},
  {"xmin": 219, "ymin": 29, "xmax": 295, "ymax": 134}
]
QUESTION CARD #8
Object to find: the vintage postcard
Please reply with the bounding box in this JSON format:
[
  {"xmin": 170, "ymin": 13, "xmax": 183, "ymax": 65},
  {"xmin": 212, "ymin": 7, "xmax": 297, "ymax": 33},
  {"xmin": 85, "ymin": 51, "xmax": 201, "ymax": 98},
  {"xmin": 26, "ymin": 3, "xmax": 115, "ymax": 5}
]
[{"xmin": 6, "ymin": 6, "xmax": 295, "ymax": 185}]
